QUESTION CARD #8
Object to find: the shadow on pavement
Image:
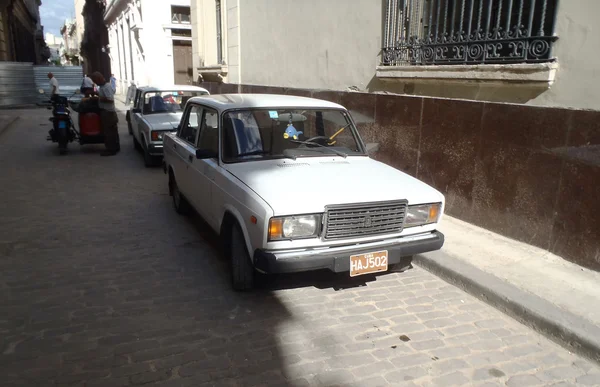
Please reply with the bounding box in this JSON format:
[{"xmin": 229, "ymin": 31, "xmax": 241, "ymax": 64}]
[{"xmin": 0, "ymin": 115, "xmax": 341, "ymax": 387}]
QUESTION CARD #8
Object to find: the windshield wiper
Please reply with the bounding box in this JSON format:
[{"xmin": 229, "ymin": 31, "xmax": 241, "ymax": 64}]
[
  {"xmin": 290, "ymin": 140, "xmax": 348, "ymax": 158},
  {"xmin": 237, "ymin": 150, "xmax": 269, "ymax": 157}
]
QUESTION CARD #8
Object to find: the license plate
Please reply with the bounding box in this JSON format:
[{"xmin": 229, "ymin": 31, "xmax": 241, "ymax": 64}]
[
  {"xmin": 350, "ymin": 250, "xmax": 388, "ymax": 277},
  {"xmin": 58, "ymin": 121, "xmax": 67, "ymax": 129}
]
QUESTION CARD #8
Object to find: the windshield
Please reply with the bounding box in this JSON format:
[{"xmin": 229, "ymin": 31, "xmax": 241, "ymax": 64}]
[
  {"xmin": 142, "ymin": 90, "xmax": 207, "ymax": 114},
  {"xmin": 221, "ymin": 108, "xmax": 365, "ymax": 162}
]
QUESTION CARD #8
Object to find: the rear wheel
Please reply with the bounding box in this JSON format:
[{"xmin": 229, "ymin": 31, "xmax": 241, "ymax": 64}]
[
  {"xmin": 230, "ymin": 224, "xmax": 255, "ymax": 291},
  {"xmin": 170, "ymin": 173, "xmax": 191, "ymax": 215}
]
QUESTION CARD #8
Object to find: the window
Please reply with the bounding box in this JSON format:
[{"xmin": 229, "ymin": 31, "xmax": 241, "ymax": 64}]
[
  {"xmin": 142, "ymin": 90, "xmax": 206, "ymax": 115},
  {"xmin": 197, "ymin": 109, "xmax": 219, "ymax": 155},
  {"xmin": 221, "ymin": 109, "xmax": 365, "ymax": 163},
  {"xmin": 171, "ymin": 6, "xmax": 191, "ymax": 24},
  {"xmin": 382, "ymin": 0, "xmax": 558, "ymax": 66},
  {"xmin": 179, "ymin": 105, "xmax": 202, "ymax": 145}
]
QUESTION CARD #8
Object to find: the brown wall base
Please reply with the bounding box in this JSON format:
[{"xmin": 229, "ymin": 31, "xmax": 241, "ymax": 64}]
[{"xmin": 200, "ymin": 82, "xmax": 600, "ymax": 272}]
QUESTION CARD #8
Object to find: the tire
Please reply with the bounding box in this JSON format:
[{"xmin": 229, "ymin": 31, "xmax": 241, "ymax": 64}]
[
  {"xmin": 143, "ymin": 146, "xmax": 156, "ymax": 168},
  {"xmin": 390, "ymin": 256, "xmax": 413, "ymax": 273},
  {"xmin": 133, "ymin": 135, "xmax": 141, "ymax": 151},
  {"xmin": 230, "ymin": 223, "xmax": 255, "ymax": 291},
  {"xmin": 170, "ymin": 174, "xmax": 191, "ymax": 215}
]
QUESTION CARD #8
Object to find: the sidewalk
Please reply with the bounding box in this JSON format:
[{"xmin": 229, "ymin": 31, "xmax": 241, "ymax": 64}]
[
  {"xmin": 114, "ymin": 94, "xmax": 129, "ymax": 113},
  {"xmin": 416, "ymin": 215, "xmax": 600, "ymax": 364}
]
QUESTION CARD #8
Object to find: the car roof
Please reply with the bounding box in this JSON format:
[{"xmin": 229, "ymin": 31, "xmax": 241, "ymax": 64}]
[
  {"xmin": 186, "ymin": 93, "xmax": 346, "ymax": 111},
  {"xmin": 137, "ymin": 85, "xmax": 209, "ymax": 93}
]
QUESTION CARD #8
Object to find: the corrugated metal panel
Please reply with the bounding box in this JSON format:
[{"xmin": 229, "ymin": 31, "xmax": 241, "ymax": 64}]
[
  {"xmin": 0, "ymin": 62, "xmax": 37, "ymax": 107},
  {"xmin": 33, "ymin": 65, "xmax": 84, "ymax": 103}
]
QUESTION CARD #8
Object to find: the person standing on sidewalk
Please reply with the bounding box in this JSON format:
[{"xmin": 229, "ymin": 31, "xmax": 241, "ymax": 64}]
[
  {"xmin": 90, "ymin": 72, "xmax": 120, "ymax": 156},
  {"xmin": 47, "ymin": 72, "xmax": 59, "ymax": 102},
  {"xmin": 110, "ymin": 74, "xmax": 117, "ymax": 93}
]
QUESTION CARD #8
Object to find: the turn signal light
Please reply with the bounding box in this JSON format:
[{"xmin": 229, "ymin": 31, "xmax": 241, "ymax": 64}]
[
  {"xmin": 428, "ymin": 204, "xmax": 440, "ymax": 223},
  {"xmin": 268, "ymin": 218, "xmax": 283, "ymax": 240}
]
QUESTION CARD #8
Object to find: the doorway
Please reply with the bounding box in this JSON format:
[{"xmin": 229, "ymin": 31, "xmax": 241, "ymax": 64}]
[{"xmin": 172, "ymin": 40, "xmax": 192, "ymax": 85}]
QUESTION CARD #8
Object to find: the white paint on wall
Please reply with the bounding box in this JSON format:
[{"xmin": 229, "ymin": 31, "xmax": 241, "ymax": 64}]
[
  {"xmin": 237, "ymin": 0, "xmax": 381, "ymax": 91},
  {"xmin": 528, "ymin": 0, "xmax": 600, "ymax": 110},
  {"xmin": 106, "ymin": 0, "xmax": 191, "ymax": 90}
]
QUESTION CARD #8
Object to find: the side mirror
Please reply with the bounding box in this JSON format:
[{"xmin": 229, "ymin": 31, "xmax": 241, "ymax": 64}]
[
  {"xmin": 196, "ymin": 149, "xmax": 217, "ymax": 159},
  {"xmin": 366, "ymin": 143, "xmax": 380, "ymax": 155}
]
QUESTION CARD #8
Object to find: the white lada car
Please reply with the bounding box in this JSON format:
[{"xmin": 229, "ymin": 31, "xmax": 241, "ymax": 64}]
[{"xmin": 162, "ymin": 94, "xmax": 445, "ymax": 290}]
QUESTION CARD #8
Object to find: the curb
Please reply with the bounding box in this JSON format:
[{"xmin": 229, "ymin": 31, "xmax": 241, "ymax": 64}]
[
  {"xmin": 0, "ymin": 116, "xmax": 19, "ymax": 138},
  {"xmin": 414, "ymin": 250, "xmax": 600, "ymax": 365}
]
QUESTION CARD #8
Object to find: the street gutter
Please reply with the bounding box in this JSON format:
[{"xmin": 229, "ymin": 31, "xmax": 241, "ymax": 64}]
[{"xmin": 414, "ymin": 250, "xmax": 600, "ymax": 366}]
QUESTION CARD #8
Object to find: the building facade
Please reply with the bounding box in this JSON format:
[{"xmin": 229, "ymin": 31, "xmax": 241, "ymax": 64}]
[
  {"xmin": 60, "ymin": 18, "xmax": 79, "ymax": 65},
  {"xmin": 45, "ymin": 32, "xmax": 64, "ymax": 64},
  {"xmin": 104, "ymin": 0, "xmax": 194, "ymax": 94},
  {"xmin": 0, "ymin": 0, "xmax": 48, "ymax": 63},
  {"xmin": 192, "ymin": 0, "xmax": 600, "ymax": 111},
  {"xmin": 73, "ymin": 0, "xmax": 85, "ymax": 61}
]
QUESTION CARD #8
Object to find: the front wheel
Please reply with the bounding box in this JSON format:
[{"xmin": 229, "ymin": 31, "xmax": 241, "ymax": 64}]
[
  {"xmin": 143, "ymin": 146, "xmax": 158, "ymax": 167},
  {"xmin": 133, "ymin": 136, "xmax": 142, "ymax": 151},
  {"xmin": 230, "ymin": 224, "xmax": 255, "ymax": 291}
]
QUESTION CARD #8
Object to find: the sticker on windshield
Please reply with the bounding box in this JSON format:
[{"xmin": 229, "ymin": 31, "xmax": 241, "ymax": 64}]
[{"xmin": 269, "ymin": 111, "xmax": 279, "ymax": 119}]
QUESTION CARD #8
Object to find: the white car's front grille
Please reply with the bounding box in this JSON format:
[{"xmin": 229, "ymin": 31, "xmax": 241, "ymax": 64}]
[{"xmin": 323, "ymin": 200, "xmax": 408, "ymax": 240}]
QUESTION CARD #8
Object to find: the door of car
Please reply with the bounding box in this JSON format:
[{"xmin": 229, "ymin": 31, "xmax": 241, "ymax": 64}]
[
  {"xmin": 171, "ymin": 104, "xmax": 202, "ymax": 200},
  {"xmin": 131, "ymin": 90, "xmax": 143, "ymax": 141},
  {"xmin": 188, "ymin": 106, "xmax": 220, "ymax": 228}
]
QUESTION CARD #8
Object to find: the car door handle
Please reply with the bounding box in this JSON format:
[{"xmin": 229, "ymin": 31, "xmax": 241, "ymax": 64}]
[{"xmin": 188, "ymin": 154, "xmax": 194, "ymax": 162}]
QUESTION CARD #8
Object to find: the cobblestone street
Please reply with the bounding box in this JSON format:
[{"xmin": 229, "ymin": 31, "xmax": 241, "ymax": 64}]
[{"xmin": 1, "ymin": 108, "xmax": 599, "ymax": 387}]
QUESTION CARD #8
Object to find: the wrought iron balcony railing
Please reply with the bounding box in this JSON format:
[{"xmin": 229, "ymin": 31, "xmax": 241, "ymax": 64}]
[{"xmin": 382, "ymin": 0, "xmax": 558, "ymax": 66}]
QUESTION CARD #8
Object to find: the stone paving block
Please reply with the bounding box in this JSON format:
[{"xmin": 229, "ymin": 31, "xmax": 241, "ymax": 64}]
[
  {"xmin": 428, "ymin": 358, "xmax": 470, "ymax": 376},
  {"xmin": 351, "ymin": 360, "xmax": 395, "ymax": 379},
  {"xmin": 431, "ymin": 370, "xmax": 470, "ymax": 386},
  {"xmin": 409, "ymin": 338, "xmax": 445, "ymax": 351},
  {"xmin": 505, "ymin": 374, "xmax": 544, "ymax": 386},
  {"xmin": 385, "ymin": 366, "xmax": 428, "ymax": 383},
  {"xmin": 576, "ymin": 373, "xmax": 600, "ymax": 385},
  {"xmin": 313, "ymin": 369, "xmax": 357, "ymax": 386}
]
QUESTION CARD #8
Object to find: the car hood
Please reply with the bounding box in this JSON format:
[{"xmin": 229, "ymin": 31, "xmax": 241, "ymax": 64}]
[
  {"xmin": 225, "ymin": 157, "xmax": 445, "ymax": 215},
  {"xmin": 143, "ymin": 112, "xmax": 183, "ymax": 130}
]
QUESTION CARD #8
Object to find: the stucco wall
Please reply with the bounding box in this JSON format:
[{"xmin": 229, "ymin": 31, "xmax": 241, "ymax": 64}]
[
  {"xmin": 141, "ymin": 0, "xmax": 192, "ymax": 85},
  {"xmin": 529, "ymin": 0, "xmax": 600, "ymax": 109},
  {"xmin": 224, "ymin": 0, "xmax": 599, "ymax": 111},
  {"xmin": 237, "ymin": 0, "xmax": 381, "ymax": 91}
]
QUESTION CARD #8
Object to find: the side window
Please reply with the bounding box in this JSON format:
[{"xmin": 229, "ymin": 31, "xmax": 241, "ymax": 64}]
[
  {"xmin": 178, "ymin": 105, "xmax": 202, "ymax": 145},
  {"xmin": 133, "ymin": 91, "xmax": 141, "ymax": 110},
  {"xmin": 197, "ymin": 108, "xmax": 219, "ymax": 155}
]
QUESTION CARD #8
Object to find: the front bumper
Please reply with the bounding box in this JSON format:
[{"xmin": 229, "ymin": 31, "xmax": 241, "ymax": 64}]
[
  {"xmin": 253, "ymin": 231, "xmax": 444, "ymax": 274},
  {"xmin": 147, "ymin": 142, "xmax": 164, "ymax": 156}
]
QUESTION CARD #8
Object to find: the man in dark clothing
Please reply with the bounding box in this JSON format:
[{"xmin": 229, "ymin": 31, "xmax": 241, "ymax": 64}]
[{"xmin": 90, "ymin": 72, "xmax": 120, "ymax": 156}]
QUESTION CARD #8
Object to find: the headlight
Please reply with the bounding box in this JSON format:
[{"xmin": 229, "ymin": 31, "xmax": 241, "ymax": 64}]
[
  {"xmin": 150, "ymin": 131, "xmax": 164, "ymax": 141},
  {"xmin": 268, "ymin": 214, "xmax": 322, "ymax": 241},
  {"xmin": 404, "ymin": 203, "xmax": 441, "ymax": 228}
]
